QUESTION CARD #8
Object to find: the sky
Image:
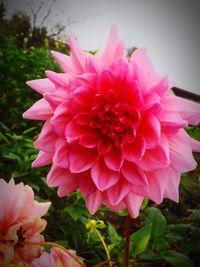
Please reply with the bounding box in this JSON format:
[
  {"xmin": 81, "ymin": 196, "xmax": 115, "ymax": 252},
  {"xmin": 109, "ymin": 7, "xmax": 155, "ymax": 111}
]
[{"xmin": 6, "ymin": 0, "xmax": 200, "ymax": 94}]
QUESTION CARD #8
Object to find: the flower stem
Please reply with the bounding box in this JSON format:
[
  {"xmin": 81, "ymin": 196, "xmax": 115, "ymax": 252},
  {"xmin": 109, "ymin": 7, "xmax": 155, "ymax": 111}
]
[
  {"xmin": 124, "ymin": 214, "xmax": 131, "ymax": 267},
  {"xmin": 94, "ymin": 228, "xmax": 112, "ymax": 267},
  {"xmin": 25, "ymin": 241, "xmax": 85, "ymax": 267}
]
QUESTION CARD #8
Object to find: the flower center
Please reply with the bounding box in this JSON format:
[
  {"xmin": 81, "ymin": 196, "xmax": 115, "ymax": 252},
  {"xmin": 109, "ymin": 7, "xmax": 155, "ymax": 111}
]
[{"xmin": 90, "ymin": 101, "xmax": 140, "ymax": 146}]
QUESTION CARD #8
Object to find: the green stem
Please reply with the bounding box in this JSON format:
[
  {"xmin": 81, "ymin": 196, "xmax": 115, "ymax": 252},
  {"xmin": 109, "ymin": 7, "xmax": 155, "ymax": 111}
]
[{"xmin": 94, "ymin": 228, "xmax": 112, "ymax": 267}]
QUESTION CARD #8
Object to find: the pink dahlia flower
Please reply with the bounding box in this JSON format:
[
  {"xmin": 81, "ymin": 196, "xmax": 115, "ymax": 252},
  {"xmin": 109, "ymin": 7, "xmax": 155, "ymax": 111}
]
[
  {"xmin": 31, "ymin": 247, "xmax": 82, "ymax": 267},
  {"xmin": 0, "ymin": 179, "xmax": 51, "ymax": 264},
  {"xmin": 23, "ymin": 27, "xmax": 200, "ymax": 218}
]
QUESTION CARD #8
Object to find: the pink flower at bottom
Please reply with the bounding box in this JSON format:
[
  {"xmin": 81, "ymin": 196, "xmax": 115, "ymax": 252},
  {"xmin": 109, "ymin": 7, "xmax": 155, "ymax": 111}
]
[
  {"xmin": 23, "ymin": 27, "xmax": 200, "ymax": 218},
  {"xmin": 0, "ymin": 179, "xmax": 51, "ymax": 264},
  {"xmin": 31, "ymin": 247, "xmax": 83, "ymax": 267}
]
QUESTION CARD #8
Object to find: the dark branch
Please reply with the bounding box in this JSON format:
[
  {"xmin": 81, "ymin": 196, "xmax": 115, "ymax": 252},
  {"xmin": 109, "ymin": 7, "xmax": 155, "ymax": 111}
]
[{"xmin": 172, "ymin": 87, "xmax": 200, "ymax": 103}]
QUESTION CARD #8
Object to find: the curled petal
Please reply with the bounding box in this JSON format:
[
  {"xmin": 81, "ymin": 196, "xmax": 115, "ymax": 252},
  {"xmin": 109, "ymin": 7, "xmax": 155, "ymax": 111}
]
[
  {"xmin": 26, "ymin": 78, "xmax": 55, "ymax": 95},
  {"xmin": 45, "ymin": 71, "xmax": 71, "ymax": 87},
  {"xmin": 102, "ymin": 26, "xmax": 124, "ymax": 66},
  {"xmin": 138, "ymin": 135, "xmax": 170, "ymax": 171},
  {"xmin": 163, "ymin": 167, "xmax": 181, "ymax": 202},
  {"xmin": 47, "ymin": 165, "xmax": 79, "ymax": 196},
  {"xmin": 104, "ymin": 147, "xmax": 124, "ymax": 171},
  {"xmin": 23, "ymin": 98, "xmax": 53, "ymax": 120},
  {"xmin": 44, "ymin": 89, "xmax": 68, "ymax": 109},
  {"xmin": 51, "ymin": 50, "xmax": 73, "ymax": 72},
  {"xmin": 123, "ymin": 136, "xmax": 146, "ymax": 161},
  {"xmin": 161, "ymin": 111, "xmax": 187, "ymax": 135},
  {"xmin": 161, "ymin": 95, "xmax": 200, "ymax": 125},
  {"xmin": 32, "ymin": 151, "xmax": 52, "ymax": 167},
  {"xmin": 91, "ymin": 158, "xmax": 120, "ymax": 191},
  {"xmin": 130, "ymin": 48, "xmax": 161, "ymax": 93},
  {"xmin": 169, "ymin": 131, "xmax": 197, "ymax": 173},
  {"xmin": 106, "ymin": 178, "xmax": 131, "ymax": 206},
  {"xmin": 51, "ymin": 102, "xmax": 72, "ymax": 137},
  {"xmin": 34, "ymin": 121, "xmax": 57, "ymax": 153},
  {"xmin": 125, "ymin": 193, "xmax": 144, "ymax": 218},
  {"xmin": 121, "ymin": 161, "xmax": 147, "ymax": 186},
  {"xmin": 86, "ymin": 190, "xmax": 103, "ymax": 214},
  {"xmin": 53, "ymin": 139, "xmax": 69, "ymax": 169},
  {"xmin": 138, "ymin": 114, "xmax": 161, "ymax": 149},
  {"xmin": 145, "ymin": 169, "xmax": 169, "ymax": 204},
  {"xmin": 68, "ymin": 36, "xmax": 86, "ymax": 73},
  {"xmin": 65, "ymin": 119, "xmax": 85, "ymax": 141},
  {"xmin": 69, "ymin": 145, "xmax": 98, "ymax": 173}
]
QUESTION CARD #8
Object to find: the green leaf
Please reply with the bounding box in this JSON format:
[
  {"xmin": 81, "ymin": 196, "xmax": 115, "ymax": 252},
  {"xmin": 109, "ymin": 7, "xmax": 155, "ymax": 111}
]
[
  {"xmin": 130, "ymin": 223, "xmax": 152, "ymax": 256},
  {"xmin": 140, "ymin": 199, "xmax": 148, "ymax": 210},
  {"xmin": 144, "ymin": 207, "xmax": 167, "ymax": 251},
  {"xmin": 107, "ymin": 223, "xmax": 122, "ymax": 246},
  {"xmin": 161, "ymin": 250, "xmax": 195, "ymax": 267},
  {"xmin": 62, "ymin": 205, "xmax": 88, "ymax": 221}
]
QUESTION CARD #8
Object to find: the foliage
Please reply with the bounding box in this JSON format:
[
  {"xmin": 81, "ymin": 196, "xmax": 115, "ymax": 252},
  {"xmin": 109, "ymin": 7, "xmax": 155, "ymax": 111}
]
[{"xmin": 0, "ymin": 32, "xmax": 62, "ymax": 133}]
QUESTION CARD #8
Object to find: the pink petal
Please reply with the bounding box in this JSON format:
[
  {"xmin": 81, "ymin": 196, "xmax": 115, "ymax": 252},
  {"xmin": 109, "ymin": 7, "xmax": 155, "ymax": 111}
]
[
  {"xmin": 68, "ymin": 36, "xmax": 86, "ymax": 73},
  {"xmin": 169, "ymin": 131, "xmax": 197, "ymax": 172},
  {"xmin": 44, "ymin": 89, "xmax": 68, "ymax": 109},
  {"xmin": 161, "ymin": 111, "xmax": 187, "ymax": 135},
  {"xmin": 106, "ymin": 178, "xmax": 131, "ymax": 206},
  {"xmin": 23, "ymin": 98, "xmax": 53, "ymax": 120},
  {"xmin": 53, "ymin": 139, "xmax": 69, "ymax": 169},
  {"xmin": 181, "ymin": 129, "xmax": 200, "ymax": 152},
  {"xmin": 26, "ymin": 78, "xmax": 55, "ymax": 95},
  {"xmin": 138, "ymin": 135, "xmax": 170, "ymax": 171},
  {"xmin": 74, "ymin": 112, "xmax": 93, "ymax": 125},
  {"xmin": 68, "ymin": 86, "xmax": 94, "ymax": 114},
  {"xmin": 97, "ymin": 69, "xmax": 114, "ymax": 94},
  {"xmin": 79, "ymin": 172, "xmax": 96, "ymax": 196},
  {"xmin": 79, "ymin": 134, "xmax": 99, "ymax": 148},
  {"xmin": 161, "ymin": 96, "xmax": 200, "ymax": 125},
  {"xmin": 138, "ymin": 114, "xmax": 161, "ymax": 149},
  {"xmin": 85, "ymin": 56, "xmax": 98, "ymax": 74},
  {"xmin": 51, "ymin": 50, "xmax": 73, "ymax": 72},
  {"xmin": 125, "ymin": 193, "xmax": 144, "ymax": 218},
  {"xmin": 34, "ymin": 121, "xmax": 57, "ymax": 153},
  {"xmin": 151, "ymin": 75, "xmax": 170, "ymax": 97},
  {"xmin": 77, "ymin": 73, "xmax": 97, "ymax": 89},
  {"xmin": 47, "ymin": 166, "xmax": 79, "ymax": 196},
  {"xmin": 130, "ymin": 48, "xmax": 161, "ymax": 93},
  {"xmin": 65, "ymin": 119, "xmax": 85, "ymax": 141},
  {"xmin": 57, "ymin": 179, "xmax": 79, "ymax": 197},
  {"xmin": 119, "ymin": 79, "xmax": 143, "ymax": 108},
  {"xmin": 45, "ymin": 71, "xmax": 71, "ymax": 87},
  {"xmin": 51, "ymin": 102, "xmax": 72, "ymax": 137},
  {"xmin": 103, "ymin": 198, "xmax": 125, "ymax": 212},
  {"xmin": 123, "ymin": 136, "xmax": 146, "ymax": 161},
  {"xmin": 86, "ymin": 190, "xmax": 103, "ymax": 214},
  {"xmin": 98, "ymin": 138, "xmax": 112, "ymax": 154},
  {"xmin": 163, "ymin": 167, "xmax": 181, "ymax": 202},
  {"xmin": 121, "ymin": 161, "xmax": 147, "ymax": 186},
  {"xmin": 104, "ymin": 147, "xmax": 124, "ymax": 171},
  {"xmin": 141, "ymin": 92, "xmax": 161, "ymax": 112},
  {"xmin": 69, "ymin": 145, "xmax": 98, "ymax": 173},
  {"xmin": 32, "ymin": 151, "xmax": 52, "ymax": 167},
  {"xmin": 145, "ymin": 168, "xmax": 169, "ymax": 204},
  {"xmin": 31, "ymin": 201, "xmax": 51, "ymax": 218},
  {"xmin": 102, "ymin": 26, "xmax": 124, "ymax": 66},
  {"xmin": 91, "ymin": 158, "xmax": 120, "ymax": 191}
]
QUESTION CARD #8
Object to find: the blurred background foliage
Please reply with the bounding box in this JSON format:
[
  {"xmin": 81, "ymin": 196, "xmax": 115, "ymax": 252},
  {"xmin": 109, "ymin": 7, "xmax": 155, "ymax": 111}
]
[{"xmin": 0, "ymin": 1, "xmax": 200, "ymax": 266}]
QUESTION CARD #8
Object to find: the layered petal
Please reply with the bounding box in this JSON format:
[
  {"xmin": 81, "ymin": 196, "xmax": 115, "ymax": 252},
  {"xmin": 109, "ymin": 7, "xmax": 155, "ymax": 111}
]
[{"xmin": 23, "ymin": 99, "xmax": 53, "ymax": 120}]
